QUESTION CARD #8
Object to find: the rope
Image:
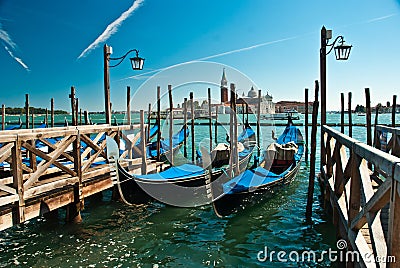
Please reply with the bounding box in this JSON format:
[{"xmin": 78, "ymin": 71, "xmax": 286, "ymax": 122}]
[{"xmin": 109, "ymin": 158, "xmax": 137, "ymax": 206}]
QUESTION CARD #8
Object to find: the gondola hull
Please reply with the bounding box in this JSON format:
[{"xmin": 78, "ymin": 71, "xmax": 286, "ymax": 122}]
[{"xmin": 212, "ymin": 159, "xmax": 301, "ymax": 217}]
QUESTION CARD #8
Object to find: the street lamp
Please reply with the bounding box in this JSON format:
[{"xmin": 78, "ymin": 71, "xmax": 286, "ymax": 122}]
[
  {"xmin": 320, "ymin": 26, "xmax": 352, "ymax": 125},
  {"xmin": 103, "ymin": 44, "xmax": 145, "ymax": 124}
]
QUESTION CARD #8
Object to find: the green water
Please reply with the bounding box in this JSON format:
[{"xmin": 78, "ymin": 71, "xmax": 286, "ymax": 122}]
[{"xmin": 0, "ymin": 113, "xmax": 398, "ymax": 267}]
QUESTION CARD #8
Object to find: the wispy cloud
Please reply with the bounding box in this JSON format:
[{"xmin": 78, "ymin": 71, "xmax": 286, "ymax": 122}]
[
  {"xmin": 0, "ymin": 22, "xmax": 30, "ymax": 71},
  {"xmin": 77, "ymin": 0, "xmax": 145, "ymax": 59},
  {"xmin": 0, "ymin": 23, "xmax": 16, "ymax": 49},
  {"xmin": 123, "ymin": 36, "xmax": 299, "ymax": 81},
  {"xmin": 4, "ymin": 45, "xmax": 30, "ymax": 71}
]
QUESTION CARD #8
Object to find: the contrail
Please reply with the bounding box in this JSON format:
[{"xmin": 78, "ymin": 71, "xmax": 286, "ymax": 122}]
[
  {"xmin": 366, "ymin": 13, "xmax": 397, "ymax": 23},
  {"xmin": 77, "ymin": 0, "xmax": 145, "ymax": 59},
  {"xmin": 123, "ymin": 36, "xmax": 299, "ymax": 81},
  {"xmin": 0, "ymin": 23, "xmax": 30, "ymax": 71},
  {"xmin": 4, "ymin": 45, "xmax": 30, "ymax": 71}
]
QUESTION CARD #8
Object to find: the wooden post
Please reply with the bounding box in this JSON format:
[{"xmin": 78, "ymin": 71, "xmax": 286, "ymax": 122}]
[
  {"xmin": 69, "ymin": 87, "xmax": 76, "ymax": 126},
  {"xmin": 84, "ymin": 111, "xmax": 89, "ymax": 125},
  {"xmin": 340, "ymin": 93, "xmax": 345, "ymax": 133},
  {"xmin": 25, "ymin": 94, "xmax": 29, "ymax": 129},
  {"xmin": 365, "ymin": 88, "xmax": 372, "ymax": 146},
  {"xmin": 147, "ymin": 103, "xmax": 151, "ymax": 142},
  {"xmin": 104, "ymin": 44, "xmax": 112, "ymax": 125},
  {"xmin": 140, "ymin": 110, "xmax": 148, "ymax": 174},
  {"xmin": 126, "ymin": 86, "xmax": 131, "ymax": 125},
  {"xmin": 348, "ymin": 92, "xmax": 352, "ymax": 138},
  {"xmin": 306, "ymin": 80, "xmax": 320, "ymax": 220},
  {"xmin": 31, "ymin": 112, "xmax": 34, "ymax": 129},
  {"xmin": 320, "ymin": 26, "xmax": 327, "ymax": 127},
  {"xmin": 12, "ymin": 137, "xmax": 24, "ymax": 223},
  {"xmin": 67, "ymin": 129, "xmax": 83, "ymax": 223},
  {"xmin": 168, "ymin": 85, "xmax": 174, "ymax": 165},
  {"xmin": 50, "ymin": 98, "xmax": 54, "ymax": 128},
  {"xmin": 156, "ymin": 86, "xmax": 161, "ymax": 161},
  {"xmin": 257, "ymin": 90, "xmax": 261, "ymax": 158},
  {"xmin": 388, "ymin": 178, "xmax": 400, "ymax": 264},
  {"xmin": 214, "ymin": 105, "xmax": 218, "ymax": 145},
  {"xmin": 190, "ymin": 92, "xmax": 195, "ymax": 163},
  {"xmin": 45, "ymin": 108, "xmax": 48, "ymax": 125},
  {"xmin": 208, "ymin": 88, "xmax": 213, "ymax": 152},
  {"xmin": 75, "ymin": 98, "xmax": 79, "ymax": 127},
  {"xmin": 229, "ymin": 87, "xmax": 234, "ymax": 177},
  {"xmin": 2, "ymin": 104, "xmax": 5, "ymax": 130},
  {"xmin": 305, "ymin": 88, "xmax": 309, "ymax": 162},
  {"xmin": 183, "ymin": 98, "xmax": 188, "ymax": 158},
  {"xmin": 79, "ymin": 108, "xmax": 82, "ymax": 125},
  {"xmin": 392, "ymin": 95, "xmax": 397, "ymax": 128},
  {"xmin": 233, "ymin": 86, "xmax": 239, "ymax": 176}
]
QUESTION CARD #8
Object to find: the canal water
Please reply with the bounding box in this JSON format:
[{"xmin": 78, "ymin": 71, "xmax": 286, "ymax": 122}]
[{"xmin": 0, "ymin": 113, "xmax": 397, "ymax": 267}]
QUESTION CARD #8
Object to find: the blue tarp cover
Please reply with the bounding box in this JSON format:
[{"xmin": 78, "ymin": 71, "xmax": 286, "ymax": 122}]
[
  {"xmin": 223, "ymin": 166, "xmax": 291, "ymax": 194},
  {"xmin": 136, "ymin": 164, "xmax": 205, "ymax": 181}
]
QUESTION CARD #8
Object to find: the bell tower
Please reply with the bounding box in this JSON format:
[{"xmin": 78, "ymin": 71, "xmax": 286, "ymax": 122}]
[{"xmin": 220, "ymin": 68, "xmax": 228, "ymax": 103}]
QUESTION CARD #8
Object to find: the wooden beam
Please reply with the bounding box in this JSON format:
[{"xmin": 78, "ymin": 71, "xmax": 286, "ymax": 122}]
[
  {"xmin": 12, "ymin": 136, "xmax": 24, "ymax": 223},
  {"xmin": 23, "ymin": 135, "xmax": 76, "ymax": 189}
]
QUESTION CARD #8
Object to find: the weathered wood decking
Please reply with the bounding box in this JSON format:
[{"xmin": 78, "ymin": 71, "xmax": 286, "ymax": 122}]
[
  {"xmin": 0, "ymin": 123, "xmax": 162, "ymax": 231},
  {"xmin": 319, "ymin": 124, "xmax": 400, "ymax": 267}
]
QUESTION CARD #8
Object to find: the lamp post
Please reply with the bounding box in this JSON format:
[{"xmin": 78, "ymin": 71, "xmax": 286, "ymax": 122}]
[
  {"xmin": 103, "ymin": 44, "xmax": 145, "ymax": 124},
  {"xmin": 320, "ymin": 26, "xmax": 352, "ymax": 125}
]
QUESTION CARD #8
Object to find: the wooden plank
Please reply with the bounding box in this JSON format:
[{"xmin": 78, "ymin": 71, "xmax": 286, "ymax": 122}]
[
  {"xmin": 348, "ymin": 154, "xmax": 362, "ymax": 224},
  {"xmin": 0, "ymin": 184, "xmax": 17, "ymax": 195},
  {"xmin": 0, "ymin": 143, "xmax": 13, "ymax": 163},
  {"xmin": 81, "ymin": 134, "xmax": 111, "ymax": 173},
  {"xmin": 387, "ymin": 174, "xmax": 400, "ymax": 264},
  {"xmin": 140, "ymin": 110, "xmax": 147, "ymax": 174},
  {"xmin": 80, "ymin": 132, "xmax": 107, "ymax": 160},
  {"xmin": 24, "ymin": 177, "xmax": 79, "ymax": 199},
  {"xmin": 0, "ymin": 194, "xmax": 18, "ymax": 207},
  {"xmin": 37, "ymin": 137, "xmax": 74, "ymax": 162},
  {"xmin": 0, "ymin": 211, "xmax": 14, "ymax": 231},
  {"xmin": 351, "ymin": 178, "xmax": 391, "ymax": 230},
  {"xmin": 23, "ymin": 135, "xmax": 76, "ymax": 189},
  {"xmin": 12, "ymin": 137, "xmax": 24, "ymax": 223},
  {"xmin": 21, "ymin": 141, "xmax": 76, "ymax": 177}
]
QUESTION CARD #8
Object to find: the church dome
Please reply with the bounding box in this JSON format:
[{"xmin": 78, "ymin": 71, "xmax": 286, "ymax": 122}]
[{"xmin": 247, "ymin": 86, "xmax": 257, "ymax": 98}]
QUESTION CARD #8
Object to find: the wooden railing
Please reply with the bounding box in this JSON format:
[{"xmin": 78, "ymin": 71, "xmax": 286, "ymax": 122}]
[
  {"xmin": 0, "ymin": 124, "xmax": 141, "ymax": 229},
  {"xmin": 320, "ymin": 125, "xmax": 400, "ymax": 267}
]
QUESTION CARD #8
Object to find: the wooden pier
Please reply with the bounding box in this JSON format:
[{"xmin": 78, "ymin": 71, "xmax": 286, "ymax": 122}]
[
  {"xmin": 0, "ymin": 123, "xmax": 162, "ymax": 231},
  {"xmin": 318, "ymin": 92, "xmax": 399, "ymax": 266}
]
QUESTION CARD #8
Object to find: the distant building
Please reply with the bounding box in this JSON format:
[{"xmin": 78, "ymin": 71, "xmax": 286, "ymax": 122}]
[
  {"xmin": 275, "ymin": 101, "xmax": 313, "ymax": 113},
  {"xmin": 218, "ymin": 70, "xmax": 275, "ymax": 114}
]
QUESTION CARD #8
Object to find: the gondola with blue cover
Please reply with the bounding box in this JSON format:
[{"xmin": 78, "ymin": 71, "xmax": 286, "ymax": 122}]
[
  {"xmin": 115, "ymin": 124, "xmax": 256, "ymax": 205},
  {"xmin": 212, "ymin": 121, "xmax": 304, "ymax": 217}
]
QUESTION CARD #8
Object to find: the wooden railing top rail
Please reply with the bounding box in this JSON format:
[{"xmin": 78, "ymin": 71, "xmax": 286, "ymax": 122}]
[
  {"xmin": 322, "ymin": 125, "xmax": 400, "ymax": 181},
  {"xmin": 376, "ymin": 124, "xmax": 400, "ymax": 135},
  {"xmin": 0, "ymin": 124, "xmax": 141, "ymax": 143}
]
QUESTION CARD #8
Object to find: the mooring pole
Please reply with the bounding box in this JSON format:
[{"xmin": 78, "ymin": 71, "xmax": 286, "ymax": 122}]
[
  {"xmin": 305, "ymin": 88, "xmax": 309, "ymax": 162},
  {"xmin": 25, "ymin": 94, "xmax": 29, "ymax": 129},
  {"xmin": 147, "ymin": 103, "xmax": 151, "ymax": 143},
  {"xmin": 75, "ymin": 98, "xmax": 79, "ymax": 127},
  {"xmin": 214, "ymin": 105, "xmax": 218, "ymax": 145},
  {"xmin": 126, "ymin": 86, "xmax": 131, "ymax": 125},
  {"xmin": 340, "ymin": 93, "xmax": 345, "ymax": 133},
  {"xmin": 2, "ymin": 104, "xmax": 5, "ymax": 130},
  {"xmin": 183, "ymin": 98, "xmax": 188, "ymax": 158},
  {"xmin": 257, "ymin": 90, "xmax": 261, "ymax": 158},
  {"xmin": 365, "ymin": 88, "xmax": 372, "ymax": 146},
  {"xmin": 348, "ymin": 92, "xmax": 352, "ymax": 138},
  {"xmin": 84, "ymin": 111, "xmax": 89, "ymax": 125},
  {"xmin": 69, "ymin": 87, "xmax": 76, "ymax": 126},
  {"xmin": 208, "ymin": 88, "xmax": 213, "ymax": 152},
  {"xmin": 51, "ymin": 98, "xmax": 54, "ymax": 128},
  {"xmin": 168, "ymin": 85, "xmax": 174, "ymax": 165},
  {"xmin": 392, "ymin": 95, "xmax": 397, "ymax": 128},
  {"xmin": 31, "ymin": 112, "xmax": 34, "ymax": 129},
  {"xmin": 306, "ymin": 80, "xmax": 319, "ymax": 220},
  {"xmin": 190, "ymin": 92, "xmax": 195, "ymax": 163},
  {"xmin": 140, "ymin": 110, "xmax": 148, "ymax": 174},
  {"xmin": 156, "ymin": 86, "xmax": 161, "ymax": 162}
]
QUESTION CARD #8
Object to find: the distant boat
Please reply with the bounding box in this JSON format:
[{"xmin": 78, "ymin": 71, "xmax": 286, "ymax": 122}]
[
  {"xmin": 262, "ymin": 109, "xmax": 300, "ymax": 120},
  {"xmin": 212, "ymin": 121, "xmax": 304, "ymax": 217},
  {"xmin": 357, "ymin": 112, "xmax": 366, "ymax": 116}
]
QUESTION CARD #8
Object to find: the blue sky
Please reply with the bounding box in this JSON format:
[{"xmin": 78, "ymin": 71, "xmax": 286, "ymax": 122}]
[{"xmin": 1, "ymin": 0, "xmax": 399, "ymax": 112}]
